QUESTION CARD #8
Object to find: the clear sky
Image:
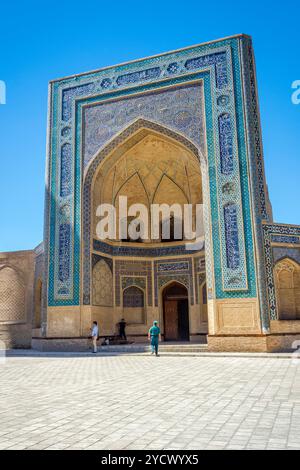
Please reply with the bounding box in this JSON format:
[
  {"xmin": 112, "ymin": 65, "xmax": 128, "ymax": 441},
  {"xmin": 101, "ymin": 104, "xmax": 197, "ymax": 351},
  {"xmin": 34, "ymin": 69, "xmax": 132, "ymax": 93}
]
[{"xmin": 0, "ymin": 0, "xmax": 299, "ymax": 252}]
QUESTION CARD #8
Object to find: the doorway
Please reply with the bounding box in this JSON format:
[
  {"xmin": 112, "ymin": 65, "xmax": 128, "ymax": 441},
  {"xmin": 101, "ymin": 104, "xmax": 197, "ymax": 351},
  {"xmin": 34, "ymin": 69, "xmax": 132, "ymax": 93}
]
[{"xmin": 163, "ymin": 282, "xmax": 189, "ymax": 341}]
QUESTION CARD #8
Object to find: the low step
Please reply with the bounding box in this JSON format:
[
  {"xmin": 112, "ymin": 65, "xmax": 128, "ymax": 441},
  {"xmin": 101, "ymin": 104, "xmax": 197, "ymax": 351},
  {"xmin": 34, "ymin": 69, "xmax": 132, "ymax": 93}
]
[
  {"xmin": 99, "ymin": 344, "xmax": 208, "ymax": 353},
  {"xmin": 31, "ymin": 337, "xmax": 208, "ymax": 353}
]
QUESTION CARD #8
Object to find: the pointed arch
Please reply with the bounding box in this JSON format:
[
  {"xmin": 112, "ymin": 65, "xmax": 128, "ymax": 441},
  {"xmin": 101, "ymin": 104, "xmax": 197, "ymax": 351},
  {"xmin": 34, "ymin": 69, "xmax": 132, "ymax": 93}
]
[
  {"xmin": 162, "ymin": 281, "xmax": 190, "ymax": 341},
  {"xmin": 82, "ymin": 118, "xmax": 205, "ymax": 305},
  {"xmin": 152, "ymin": 173, "xmax": 189, "ymax": 206},
  {"xmin": 123, "ymin": 285, "xmax": 145, "ymax": 308},
  {"xmin": 274, "ymin": 257, "xmax": 300, "ymax": 320}
]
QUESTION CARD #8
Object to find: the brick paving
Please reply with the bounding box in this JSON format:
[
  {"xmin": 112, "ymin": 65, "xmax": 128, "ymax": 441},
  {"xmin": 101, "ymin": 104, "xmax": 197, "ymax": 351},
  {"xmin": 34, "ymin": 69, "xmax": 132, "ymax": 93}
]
[{"xmin": 0, "ymin": 354, "xmax": 300, "ymax": 450}]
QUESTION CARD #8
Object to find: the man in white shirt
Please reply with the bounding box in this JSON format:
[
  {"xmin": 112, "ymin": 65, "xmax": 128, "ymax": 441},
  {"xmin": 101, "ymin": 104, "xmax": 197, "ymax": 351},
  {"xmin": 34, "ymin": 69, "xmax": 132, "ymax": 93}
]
[{"xmin": 91, "ymin": 321, "xmax": 99, "ymax": 353}]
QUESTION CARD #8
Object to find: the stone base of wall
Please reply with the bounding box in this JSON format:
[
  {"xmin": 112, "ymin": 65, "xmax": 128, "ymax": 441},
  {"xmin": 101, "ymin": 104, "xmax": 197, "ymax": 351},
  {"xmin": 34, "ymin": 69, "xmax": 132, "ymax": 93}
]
[
  {"xmin": 32, "ymin": 333, "xmax": 300, "ymax": 353},
  {"xmin": 266, "ymin": 334, "xmax": 300, "ymax": 352},
  {"xmin": 208, "ymin": 335, "xmax": 267, "ymax": 352},
  {"xmin": 32, "ymin": 337, "xmax": 91, "ymax": 352},
  {"xmin": 208, "ymin": 334, "xmax": 300, "ymax": 352},
  {"xmin": 32, "ymin": 336, "xmax": 151, "ymax": 351},
  {"xmin": 32, "ymin": 334, "xmax": 208, "ymax": 351},
  {"xmin": 0, "ymin": 324, "xmax": 32, "ymax": 349},
  {"xmin": 190, "ymin": 334, "xmax": 207, "ymax": 344}
]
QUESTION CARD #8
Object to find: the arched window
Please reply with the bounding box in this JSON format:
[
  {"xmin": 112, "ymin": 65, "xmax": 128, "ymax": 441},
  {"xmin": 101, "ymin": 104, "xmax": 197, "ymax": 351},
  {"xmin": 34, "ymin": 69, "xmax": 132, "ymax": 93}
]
[
  {"xmin": 123, "ymin": 286, "xmax": 144, "ymax": 308},
  {"xmin": 274, "ymin": 258, "xmax": 300, "ymax": 320}
]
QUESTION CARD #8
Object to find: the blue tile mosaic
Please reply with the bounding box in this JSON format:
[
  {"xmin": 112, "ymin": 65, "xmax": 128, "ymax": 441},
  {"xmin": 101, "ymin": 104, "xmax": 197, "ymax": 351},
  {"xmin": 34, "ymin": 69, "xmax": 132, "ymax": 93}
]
[
  {"xmin": 217, "ymin": 95, "xmax": 229, "ymax": 106},
  {"xmin": 224, "ymin": 204, "xmax": 240, "ymax": 269},
  {"xmin": 167, "ymin": 62, "xmax": 179, "ymax": 74},
  {"xmin": 157, "ymin": 261, "xmax": 189, "ymax": 272},
  {"xmin": 271, "ymin": 235, "xmax": 300, "ymax": 244},
  {"xmin": 58, "ymin": 223, "xmax": 71, "ymax": 282},
  {"xmin": 83, "ymin": 83, "xmax": 205, "ymax": 167},
  {"xmin": 93, "ymin": 239, "xmax": 201, "ymax": 258},
  {"xmin": 100, "ymin": 78, "xmax": 112, "ymax": 89},
  {"xmin": 116, "ymin": 67, "xmax": 161, "ymax": 86},
  {"xmin": 60, "ymin": 143, "xmax": 72, "ymax": 197},
  {"xmin": 185, "ymin": 51, "xmax": 227, "ymax": 88},
  {"xmin": 219, "ymin": 113, "xmax": 234, "ymax": 175},
  {"xmin": 62, "ymin": 83, "xmax": 95, "ymax": 121}
]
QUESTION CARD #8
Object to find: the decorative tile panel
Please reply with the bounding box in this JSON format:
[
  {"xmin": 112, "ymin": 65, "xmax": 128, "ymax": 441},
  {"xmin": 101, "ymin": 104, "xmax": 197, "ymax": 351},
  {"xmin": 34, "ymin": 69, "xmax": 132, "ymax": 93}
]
[
  {"xmin": 83, "ymin": 83, "xmax": 205, "ymax": 167},
  {"xmin": 273, "ymin": 247, "xmax": 300, "ymax": 265},
  {"xmin": 46, "ymin": 35, "xmax": 259, "ymax": 309},
  {"xmin": 185, "ymin": 52, "xmax": 227, "ymax": 88},
  {"xmin": 62, "ymin": 83, "xmax": 95, "ymax": 121},
  {"xmin": 271, "ymin": 235, "xmax": 300, "ymax": 244},
  {"xmin": 122, "ymin": 276, "xmax": 146, "ymax": 290},
  {"xmin": 115, "ymin": 260, "xmax": 152, "ymax": 307},
  {"xmin": 60, "ymin": 143, "xmax": 72, "ymax": 197},
  {"xmin": 58, "ymin": 224, "xmax": 71, "ymax": 283},
  {"xmin": 224, "ymin": 204, "xmax": 240, "ymax": 269},
  {"xmin": 154, "ymin": 259, "xmax": 194, "ymax": 306},
  {"xmin": 93, "ymin": 239, "xmax": 201, "ymax": 257},
  {"xmin": 123, "ymin": 286, "xmax": 145, "ymax": 308},
  {"xmin": 116, "ymin": 67, "xmax": 161, "ymax": 86},
  {"xmin": 157, "ymin": 261, "xmax": 189, "ymax": 272},
  {"xmin": 263, "ymin": 224, "xmax": 300, "ymax": 320},
  {"xmin": 219, "ymin": 113, "xmax": 233, "ymax": 175}
]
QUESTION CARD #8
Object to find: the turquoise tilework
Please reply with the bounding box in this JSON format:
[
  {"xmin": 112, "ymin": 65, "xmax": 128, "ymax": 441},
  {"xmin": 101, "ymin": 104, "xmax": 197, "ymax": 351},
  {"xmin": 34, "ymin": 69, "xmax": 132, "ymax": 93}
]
[{"xmin": 46, "ymin": 36, "xmax": 258, "ymax": 306}]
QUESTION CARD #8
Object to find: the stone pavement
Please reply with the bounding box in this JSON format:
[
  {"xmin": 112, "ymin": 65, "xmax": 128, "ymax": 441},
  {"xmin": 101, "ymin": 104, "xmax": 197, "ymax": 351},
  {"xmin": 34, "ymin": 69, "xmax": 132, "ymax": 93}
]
[{"xmin": 0, "ymin": 354, "xmax": 300, "ymax": 450}]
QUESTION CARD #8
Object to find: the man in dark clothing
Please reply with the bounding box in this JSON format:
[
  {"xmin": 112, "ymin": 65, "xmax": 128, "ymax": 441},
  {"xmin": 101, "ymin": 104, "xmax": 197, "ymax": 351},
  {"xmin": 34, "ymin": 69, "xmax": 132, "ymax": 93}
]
[{"xmin": 118, "ymin": 318, "xmax": 127, "ymax": 340}]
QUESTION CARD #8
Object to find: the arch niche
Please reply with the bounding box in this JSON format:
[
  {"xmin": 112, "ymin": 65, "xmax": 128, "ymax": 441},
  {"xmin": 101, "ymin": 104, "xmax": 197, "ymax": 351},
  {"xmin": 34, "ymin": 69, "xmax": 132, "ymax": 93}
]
[
  {"xmin": 274, "ymin": 258, "xmax": 300, "ymax": 320},
  {"xmin": 82, "ymin": 119, "xmax": 209, "ymax": 306}
]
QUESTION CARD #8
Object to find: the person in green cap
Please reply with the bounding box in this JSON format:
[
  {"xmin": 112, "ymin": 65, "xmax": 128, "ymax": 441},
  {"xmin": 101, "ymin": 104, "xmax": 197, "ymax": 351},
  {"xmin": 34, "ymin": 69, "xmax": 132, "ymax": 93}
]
[{"xmin": 148, "ymin": 320, "xmax": 161, "ymax": 356}]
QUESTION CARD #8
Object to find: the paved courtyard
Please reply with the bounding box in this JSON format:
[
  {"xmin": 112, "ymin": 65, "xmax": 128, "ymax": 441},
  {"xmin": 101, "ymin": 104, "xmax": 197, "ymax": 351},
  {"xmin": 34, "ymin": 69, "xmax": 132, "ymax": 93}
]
[{"xmin": 0, "ymin": 354, "xmax": 300, "ymax": 450}]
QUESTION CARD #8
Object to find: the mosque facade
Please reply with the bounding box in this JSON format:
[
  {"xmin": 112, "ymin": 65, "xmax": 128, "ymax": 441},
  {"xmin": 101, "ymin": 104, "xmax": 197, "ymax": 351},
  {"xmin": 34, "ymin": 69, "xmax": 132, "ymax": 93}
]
[{"xmin": 1, "ymin": 34, "xmax": 300, "ymax": 352}]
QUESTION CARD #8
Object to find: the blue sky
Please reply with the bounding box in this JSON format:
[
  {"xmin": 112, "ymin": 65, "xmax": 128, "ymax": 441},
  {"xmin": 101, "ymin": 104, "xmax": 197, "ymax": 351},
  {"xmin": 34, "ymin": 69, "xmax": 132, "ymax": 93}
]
[{"xmin": 0, "ymin": 0, "xmax": 299, "ymax": 252}]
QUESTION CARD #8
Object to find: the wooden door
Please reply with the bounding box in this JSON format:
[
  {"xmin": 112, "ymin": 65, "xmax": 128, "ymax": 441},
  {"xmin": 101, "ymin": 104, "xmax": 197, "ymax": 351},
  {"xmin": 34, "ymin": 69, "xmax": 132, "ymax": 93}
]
[{"xmin": 164, "ymin": 300, "xmax": 178, "ymax": 340}]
